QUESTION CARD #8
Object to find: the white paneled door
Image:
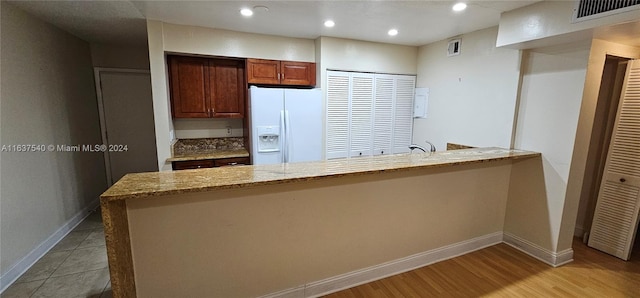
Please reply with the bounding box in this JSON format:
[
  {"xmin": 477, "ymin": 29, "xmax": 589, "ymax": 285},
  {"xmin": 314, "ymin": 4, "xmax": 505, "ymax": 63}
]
[
  {"xmin": 374, "ymin": 75, "xmax": 394, "ymax": 156},
  {"xmin": 393, "ymin": 75, "xmax": 417, "ymax": 154},
  {"xmin": 589, "ymin": 59, "xmax": 640, "ymax": 260},
  {"xmin": 350, "ymin": 73, "xmax": 375, "ymax": 158},
  {"xmin": 326, "ymin": 72, "xmax": 350, "ymax": 159},
  {"xmin": 326, "ymin": 71, "xmax": 416, "ymax": 159}
]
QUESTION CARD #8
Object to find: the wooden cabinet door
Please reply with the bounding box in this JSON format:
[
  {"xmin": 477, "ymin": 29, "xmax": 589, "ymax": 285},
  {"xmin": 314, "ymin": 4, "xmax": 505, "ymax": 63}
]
[
  {"xmin": 169, "ymin": 56, "xmax": 211, "ymax": 118},
  {"xmin": 172, "ymin": 159, "xmax": 216, "ymax": 170},
  {"xmin": 213, "ymin": 157, "xmax": 250, "ymax": 167},
  {"xmin": 247, "ymin": 59, "xmax": 280, "ymax": 84},
  {"xmin": 281, "ymin": 61, "xmax": 316, "ymax": 86},
  {"xmin": 210, "ymin": 60, "xmax": 245, "ymax": 118}
]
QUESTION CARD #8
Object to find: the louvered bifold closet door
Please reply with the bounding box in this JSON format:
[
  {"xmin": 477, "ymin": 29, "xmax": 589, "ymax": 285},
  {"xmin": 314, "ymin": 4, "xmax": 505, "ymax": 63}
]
[
  {"xmin": 373, "ymin": 75, "xmax": 394, "ymax": 156},
  {"xmin": 349, "ymin": 73, "xmax": 375, "ymax": 157},
  {"xmin": 589, "ymin": 60, "xmax": 640, "ymax": 260},
  {"xmin": 326, "ymin": 71, "xmax": 350, "ymax": 159},
  {"xmin": 393, "ymin": 75, "xmax": 416, "ymax": 153}
]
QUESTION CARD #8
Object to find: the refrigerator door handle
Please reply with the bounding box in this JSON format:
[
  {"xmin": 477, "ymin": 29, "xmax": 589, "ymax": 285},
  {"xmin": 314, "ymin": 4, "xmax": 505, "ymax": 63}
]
[
  {"xmin": 280, "ymin": 110, "xmax": 286, "ymax": 163},
  {"xmin": 285, "ymin": 110, "xmax": 292, "ymax": 163}
]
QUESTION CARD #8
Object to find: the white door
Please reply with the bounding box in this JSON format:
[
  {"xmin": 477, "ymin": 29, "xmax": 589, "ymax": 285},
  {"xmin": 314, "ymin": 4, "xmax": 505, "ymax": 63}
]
[
  {"xmin": 249, "ymin": 87, "xmax": 284, "ymax": 165},
  {"xmin": 96, "ymin": 69, "xmax": 158, "ymax": 185},
  {"xmin": 350, "ymin": 73, "xmax": 375, "ymax": 158},
  {"xmin": 326, "ymin": 71, "xmax": 350, "ymax": 159},
  {"xmin": 373, "ymin": 75, "xmax": 394, "ymax": 156},
  {"xmin": 393, "ymin": 75, "xmax": 416, "ymax": 154},
  {"xmin": 284, "ymin": 89, "xmax": 322, "ymax": 163},
  {"xmin": 589, "ymin": 60, "xmax": 640, "ymax": 260}
]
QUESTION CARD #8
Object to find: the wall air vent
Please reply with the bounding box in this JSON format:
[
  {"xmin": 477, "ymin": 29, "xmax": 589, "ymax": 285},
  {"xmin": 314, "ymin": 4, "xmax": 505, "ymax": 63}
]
[
  {"xmin": 573, "ymin": 0, "xmax": 640, "ymax": 21},
  {"xmin": 447, "ymin": 39, "xmax": 461, "ymax": 57}
]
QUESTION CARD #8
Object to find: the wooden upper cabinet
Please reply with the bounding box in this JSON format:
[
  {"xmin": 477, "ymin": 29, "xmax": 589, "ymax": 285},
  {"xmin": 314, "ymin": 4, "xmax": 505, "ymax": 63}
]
[
  {"xmin": 246, "ymin": 59, "xmax": 280, "ymax": 85},
  {"xmin": 210, "ymin": 60, "xmax": 245, "ymax": 118},
  {"xmin": 247, "ymin": 58, "xmax": 316, "ymax": 87},
  {"xmin": 169, "ymin": 56, "xmax": 210, "ymax": 118},
  {"xmin": 281, "ymin": 61, "xmax": 316, "ymax": 86},
  {"xmin": 168, "ymin": 55, "xmax": 245, "ymax": 119}
]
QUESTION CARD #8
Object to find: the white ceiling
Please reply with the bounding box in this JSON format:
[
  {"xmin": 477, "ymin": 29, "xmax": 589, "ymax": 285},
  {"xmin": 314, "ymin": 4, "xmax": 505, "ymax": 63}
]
[
  {"xmin": 9, "ymin": 0, "xmax": 541, "ymax": 47},
  {"xmin": 8, "ymin": 0, "xmax": 148, "ymax": 46}
]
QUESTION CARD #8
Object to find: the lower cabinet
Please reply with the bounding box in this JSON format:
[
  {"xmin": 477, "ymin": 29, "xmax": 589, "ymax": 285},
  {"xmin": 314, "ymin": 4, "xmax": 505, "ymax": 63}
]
[
  {"xmin": 213, "ymin": 157, "xmax": 250, "ymax": 167},
  {"xmin": 172, "ymin": 157, "xmax": 250, "ymax": 170}
]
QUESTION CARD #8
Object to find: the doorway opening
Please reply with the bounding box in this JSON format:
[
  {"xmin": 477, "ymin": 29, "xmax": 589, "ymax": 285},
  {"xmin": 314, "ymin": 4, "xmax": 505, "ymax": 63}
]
[{"xmin": 578, "ymin": 55, "xmax": 629, "ymax": 240}]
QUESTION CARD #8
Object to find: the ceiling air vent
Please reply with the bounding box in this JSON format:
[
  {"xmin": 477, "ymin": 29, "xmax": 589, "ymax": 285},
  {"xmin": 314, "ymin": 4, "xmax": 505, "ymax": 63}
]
[{"xmin": 573, "ymin": 0, "xmax": 640, "ymax": 21}]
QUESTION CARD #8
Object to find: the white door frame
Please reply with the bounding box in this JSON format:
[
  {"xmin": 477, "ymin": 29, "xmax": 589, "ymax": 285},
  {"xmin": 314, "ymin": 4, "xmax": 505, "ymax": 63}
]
[{"xmin": 93, "ymin": 67, "xmax": 151, "ymax": 186}]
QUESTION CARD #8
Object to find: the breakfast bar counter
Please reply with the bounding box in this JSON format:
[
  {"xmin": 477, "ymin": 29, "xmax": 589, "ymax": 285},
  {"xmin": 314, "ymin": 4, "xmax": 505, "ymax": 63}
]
[
  {"xmin": 102, "ymin": 148, "xmax": 539, "ymax": 201},
  {"xmin": 101, "ymin": 148, "xmax": 541, "ymax": 297}
]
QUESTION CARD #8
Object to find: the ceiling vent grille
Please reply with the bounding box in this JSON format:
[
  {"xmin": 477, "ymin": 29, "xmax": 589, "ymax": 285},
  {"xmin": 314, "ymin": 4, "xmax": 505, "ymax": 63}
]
[{"xmin": 574, "ymin": 0, "xmax": 640, "ymax": 20}]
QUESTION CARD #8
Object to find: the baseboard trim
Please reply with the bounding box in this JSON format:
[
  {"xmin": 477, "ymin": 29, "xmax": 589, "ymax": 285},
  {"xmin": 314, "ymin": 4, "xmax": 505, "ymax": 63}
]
[
  {"xmin": 503, "ymin": 232, "xmax": 574, "ymax": 267},
  {"xmin": 574, "ymin": 225, "xmax": 585, "ymax": 237},
  {"xmin": 0, "ymin": 199, "xmax": 100, "ymax": 293},
  {"xmin": 260, "ymin": 232, "xmax": 503, "ymax": 298},
  {"xmin": 260, "ymin": 286, "xmax": 305, "ymax": 298}
]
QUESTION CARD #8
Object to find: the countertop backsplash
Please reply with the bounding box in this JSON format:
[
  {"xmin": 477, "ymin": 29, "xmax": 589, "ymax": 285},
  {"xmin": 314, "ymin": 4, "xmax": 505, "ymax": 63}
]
[{"xmin": 172, "ymin": 137, "xmax": 245, "ymax": 155}]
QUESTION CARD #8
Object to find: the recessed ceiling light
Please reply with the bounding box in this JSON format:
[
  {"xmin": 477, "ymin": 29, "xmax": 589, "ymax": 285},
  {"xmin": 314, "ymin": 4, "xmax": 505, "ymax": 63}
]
[
  {"xmin": 324, "ymin": 20, "xmax": 335, "ymax": 28},
  {"xmin": 253, "ymin": 5, "xmax": 269, "ymax": 12},
  {"xmin": 240, "ymin": 8, "xmax": 253, "ymax": 17},
  {"xmin": 388, "ymin": 29, "xmax": 398, "ymax": 36},
  {"xmin": 452, "ymin": 2, "xmax": 467, "ymax": 12}
]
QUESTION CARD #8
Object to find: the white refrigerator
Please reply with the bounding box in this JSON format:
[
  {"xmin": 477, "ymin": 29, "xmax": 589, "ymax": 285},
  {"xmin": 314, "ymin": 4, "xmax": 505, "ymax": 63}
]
[{"xmin": 249, "ymin": 86, "xmax": 323, "ymax": 165}]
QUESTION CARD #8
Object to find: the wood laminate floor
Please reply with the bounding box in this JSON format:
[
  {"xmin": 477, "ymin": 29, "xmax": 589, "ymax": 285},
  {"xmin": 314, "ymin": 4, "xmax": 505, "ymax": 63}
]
[{"xmin": 325, "ymin": 238, "xmax": 640, "ymax": 298}]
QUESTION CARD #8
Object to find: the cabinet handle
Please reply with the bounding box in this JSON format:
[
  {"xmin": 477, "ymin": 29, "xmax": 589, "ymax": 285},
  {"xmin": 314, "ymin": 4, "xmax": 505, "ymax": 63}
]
[
  {"xmin": 620, "ymin": 178, "xmax": 626, "ymax": 183},
  {"xmin": 228, "ymin": 162, "xmax": 238, "ymax": 166},
  {"xmin": 278, "ymin": 73, "xmax": 281, "ymax": 81},
  {"xmin": 197, "ymin": 166, "xmax": 202, "ymax": 168}
]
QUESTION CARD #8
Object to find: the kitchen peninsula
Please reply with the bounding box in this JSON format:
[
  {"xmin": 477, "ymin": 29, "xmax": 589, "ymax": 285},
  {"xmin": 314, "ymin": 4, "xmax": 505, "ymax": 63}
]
[{"xmin": 101, "ymin": 148, "xmax": 541, "ymax": 297}]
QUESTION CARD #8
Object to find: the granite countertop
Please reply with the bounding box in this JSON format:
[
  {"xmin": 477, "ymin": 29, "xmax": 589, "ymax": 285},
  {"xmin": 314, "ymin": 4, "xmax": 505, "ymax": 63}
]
[
  {"xmin": 102, "ymin": 147, "xmax": 540, "ymax": 201},
  {"xmin": 166, "ymin": 148, "xmax": 250, "ymax": 162}
]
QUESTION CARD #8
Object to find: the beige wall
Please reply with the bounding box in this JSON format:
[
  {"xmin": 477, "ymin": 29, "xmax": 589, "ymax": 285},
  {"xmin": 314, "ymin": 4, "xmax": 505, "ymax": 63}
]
[
  {"xmin": 90, "ymin": 43, "xmax": 150, "ymax": 70},
  {"xmin": 316, "ymin": 36, "xmax": 418, "ymax": 79},
  {"xmin": 508, "ymin": 41, "xmax": 591, "ymax": 252},
  {"xmin": 162, "ymin": 23, "xmax": 315, "ymax": 61},
  {"xmin": 147, "ymin": 20, "xmax": 174, "ymax": 171},
  {"xmin": 127, "ymin": 161, "xmax": 512, "ymax": 297},
  {"xmin": 1, "ymin": 1, "xmax": 106, "ymax": 282},
  {"xmin": 497, "ymin": 1, "xmax": 640, "ymax": 48},
  {"xmin": 173, "ymin": 119, "xmax": 244, "ymax": 139},
  {"xmin": 413, "ymin": 27, "xmax": 521, "ymax": 151},
  {"xmin": 566, "ymin": 40, "xmax": 640, "ymax": 246}
]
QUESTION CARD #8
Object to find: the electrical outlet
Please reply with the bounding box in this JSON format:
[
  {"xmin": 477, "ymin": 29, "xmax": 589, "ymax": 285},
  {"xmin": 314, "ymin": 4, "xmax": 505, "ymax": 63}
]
[{"xmin": 226, "ymin": 126, "xmax": 232, "ymax": 136}]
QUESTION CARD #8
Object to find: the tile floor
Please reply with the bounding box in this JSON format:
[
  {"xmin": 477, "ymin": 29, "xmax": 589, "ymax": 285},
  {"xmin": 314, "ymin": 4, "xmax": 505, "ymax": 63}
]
[{"xmin": 3, "ymin": 209, "xmax": 112, "ymax": 298}]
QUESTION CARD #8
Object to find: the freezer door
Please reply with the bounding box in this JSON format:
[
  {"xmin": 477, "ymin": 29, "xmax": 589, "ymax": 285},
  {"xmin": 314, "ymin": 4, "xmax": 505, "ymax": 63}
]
[
  {"xmin": 284, "ymin": 89, "xmax": 323, "ymax": 163},
  {"xmin": 249, "ymin": 87, "xmax": 284, "ymax": 165}
]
